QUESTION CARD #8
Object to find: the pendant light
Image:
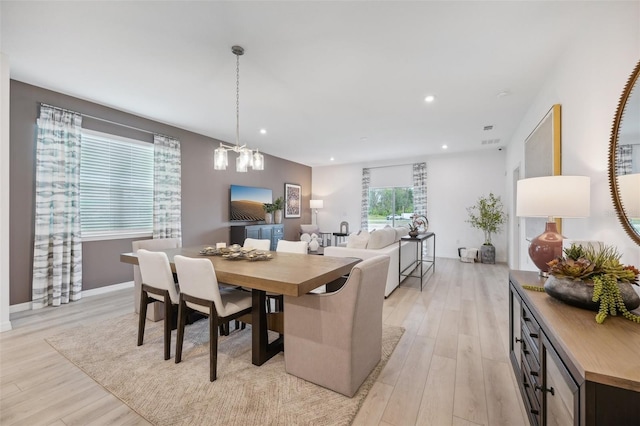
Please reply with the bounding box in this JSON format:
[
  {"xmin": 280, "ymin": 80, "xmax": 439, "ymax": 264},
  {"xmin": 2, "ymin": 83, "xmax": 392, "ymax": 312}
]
[{"xmin": 213, "ymin": 45, "xmax": 264, "ymax": 172}]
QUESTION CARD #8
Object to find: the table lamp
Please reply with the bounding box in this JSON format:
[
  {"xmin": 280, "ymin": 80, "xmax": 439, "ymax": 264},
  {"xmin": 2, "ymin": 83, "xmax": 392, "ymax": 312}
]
[
  {"xmin": 310, "ymin": 199, "xmax": 323, "ymax": 226},
  {"xmin": 516, "ymin": 176, "xmax": 590, "ymax": 275}
]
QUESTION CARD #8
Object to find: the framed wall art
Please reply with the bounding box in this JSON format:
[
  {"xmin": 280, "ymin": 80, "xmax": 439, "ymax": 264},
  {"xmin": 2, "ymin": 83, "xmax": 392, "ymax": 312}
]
[
  {"xmin": 284, "ymin": 183, "xmax": 301, "ymax": 218},
  {"xmin": 524, "ymin": 104, "xmax": 562, "ymax": 238}
]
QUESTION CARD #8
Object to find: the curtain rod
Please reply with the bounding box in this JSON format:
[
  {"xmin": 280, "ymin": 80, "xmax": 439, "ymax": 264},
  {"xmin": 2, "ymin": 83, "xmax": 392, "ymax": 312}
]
[
  {"xmin": 364, "ymin": 162, "xmax": 426, "ymax": 171},
  {"xmin": 39, "ymin": 102, "xmax": 174, "ymax": 139}
]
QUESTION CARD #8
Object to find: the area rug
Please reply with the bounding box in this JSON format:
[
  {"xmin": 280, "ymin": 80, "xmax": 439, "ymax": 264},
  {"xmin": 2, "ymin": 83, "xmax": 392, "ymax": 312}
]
[{"xmin": 46, "ymin": 314, "xmax": 403, "ymax": 426}]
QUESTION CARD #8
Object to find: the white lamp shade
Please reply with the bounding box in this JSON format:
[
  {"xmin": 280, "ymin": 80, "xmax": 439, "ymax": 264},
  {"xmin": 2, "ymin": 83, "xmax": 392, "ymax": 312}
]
[
  {"xmin": 310, "ymin": 199, "xmax": 324, "ymax": 209},
  {"xmin": 516, "ymin": 176, "xmax": 590, "ymax": 218},
  {"xmin": 617, "ymin": 173, "xmax": 640, "ymax": 218}
]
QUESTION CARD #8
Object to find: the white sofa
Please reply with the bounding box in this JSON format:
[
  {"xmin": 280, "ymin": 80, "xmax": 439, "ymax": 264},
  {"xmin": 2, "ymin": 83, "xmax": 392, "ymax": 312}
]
[{"xmin": 323, "ymin": 226, "xmax": 417, "ymax": 297}]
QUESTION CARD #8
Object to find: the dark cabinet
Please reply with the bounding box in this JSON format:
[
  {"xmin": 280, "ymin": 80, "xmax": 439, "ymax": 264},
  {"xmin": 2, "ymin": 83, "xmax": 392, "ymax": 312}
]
[
  {"xmin": 509, "ymin": 271, "xmax": 640, "ymax": 426},
  {"xmin": 230, "ymin": 224, "xmax": 284, "ymax": 251}
]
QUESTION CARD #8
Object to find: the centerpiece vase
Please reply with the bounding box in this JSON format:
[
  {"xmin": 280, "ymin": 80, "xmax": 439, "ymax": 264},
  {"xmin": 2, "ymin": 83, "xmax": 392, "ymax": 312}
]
[
  {"xmin": 544, "ymin": 276, "xmax": 640, "ymax": 311},
  {"xmin": 274, "ymin": 210, "xmax": 283, "ymax": 224},
  {"xmin": 264, "ymin": 212, "xmax": 273, "ymax": 224}
]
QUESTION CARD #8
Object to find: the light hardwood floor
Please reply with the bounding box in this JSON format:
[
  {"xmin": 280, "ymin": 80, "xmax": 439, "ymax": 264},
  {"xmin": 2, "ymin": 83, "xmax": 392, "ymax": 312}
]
[{"xmin": 1, "ymin": 258, "xmax": 528, "ymax": 426}]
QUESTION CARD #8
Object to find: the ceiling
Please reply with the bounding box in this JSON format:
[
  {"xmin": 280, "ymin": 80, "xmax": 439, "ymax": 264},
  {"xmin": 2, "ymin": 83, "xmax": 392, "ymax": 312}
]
[{"xmin": 0, "ymin": 1, "xmax": 618, "ymax": 167}]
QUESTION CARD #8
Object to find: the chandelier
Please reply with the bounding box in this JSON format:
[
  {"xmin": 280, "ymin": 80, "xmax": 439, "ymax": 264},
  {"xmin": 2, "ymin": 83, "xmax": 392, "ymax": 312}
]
[{"xmin": 214, "ymin": 45, "xmax": 264, "ymax": 172}]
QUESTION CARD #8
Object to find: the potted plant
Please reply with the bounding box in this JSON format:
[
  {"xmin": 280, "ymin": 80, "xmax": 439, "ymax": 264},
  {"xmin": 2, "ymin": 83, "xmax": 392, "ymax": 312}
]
[
  {"xmin": 466, "ymin": 193, "xmax": 507, "ymax": 264},
  {"xmin": 273, "ymin": 197, "xmax": 284, "ymax": 224},
  {"xmin": 535, "ymin": 243, "xmax": 640, "ymax": 324},
  {"xmin": 263, "ymin": 203, "xmax": 276, "ymax": 224}
]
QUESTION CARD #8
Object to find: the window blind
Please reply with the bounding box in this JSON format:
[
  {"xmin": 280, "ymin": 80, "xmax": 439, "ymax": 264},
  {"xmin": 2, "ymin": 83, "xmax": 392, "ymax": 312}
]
[{"xmin": 80, "ymin": 130, "xmax": 153, "ymax": 238}]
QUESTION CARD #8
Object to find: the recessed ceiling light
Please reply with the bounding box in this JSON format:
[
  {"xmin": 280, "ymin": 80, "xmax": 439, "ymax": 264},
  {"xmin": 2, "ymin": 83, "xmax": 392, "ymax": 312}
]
[
  {"xmin": 260, "ymin": 129, "xmax": 267, "ymax": 134},
  {"xmin": 425, "ymin": 95, "xmax": 436, "ymax": 103},
  {"xmin": 497, "ymin": 90, "xmax": 511, "ymax": 98},
  {"xmin": 360, "ymin": 136, "xmax": 368, "ymax": 142},
  {"xmin": 442, "ymin": 144, "xmax": 448, "ymax": 150},
  {"xmin": 330, "ymin": 157, "xmax": 335, "ymax": 162}
]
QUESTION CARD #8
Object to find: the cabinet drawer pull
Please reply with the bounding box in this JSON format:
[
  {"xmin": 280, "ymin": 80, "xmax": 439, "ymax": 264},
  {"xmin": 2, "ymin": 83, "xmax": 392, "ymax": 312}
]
[
  {"xmin": 529, "ymin": 332, "xmax": 539, "ymax": 339},
  {"xmin": 515, "ymin": 337, "xmax": 523, "ymax": 343},
  {"xmin": 535, "ymin": 385, "xmax": 555, "ymax": 395},
  {"xmin": 530, "ymin": 408, "xmax": 539, "ymax": 415},
  {"xmin": 523, "ymin": 349, "xmax": 530, "ymax": 355},
  {"xmin": 523, "ymin": 316, "xmax": 531, "ymax": 322},
  {"xmin": 530, "ymin": 370, "xmax": 539, "ymax": 377}
]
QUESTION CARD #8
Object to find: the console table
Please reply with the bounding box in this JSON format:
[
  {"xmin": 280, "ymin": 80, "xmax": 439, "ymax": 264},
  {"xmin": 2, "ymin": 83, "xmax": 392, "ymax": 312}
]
[
  {"xmin": 509, "ymin": 270, "xmax": 640, "ymax": 426},
  {"xmin": 399, "ymin": 232, "xmax": 435, "ymax": 291}
]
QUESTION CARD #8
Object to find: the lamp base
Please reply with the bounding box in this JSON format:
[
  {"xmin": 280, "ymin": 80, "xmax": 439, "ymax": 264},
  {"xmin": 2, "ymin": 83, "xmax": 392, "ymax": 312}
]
[{"xmin": 529, "ymin": 221, "xmax": 564, "ymax": 275}]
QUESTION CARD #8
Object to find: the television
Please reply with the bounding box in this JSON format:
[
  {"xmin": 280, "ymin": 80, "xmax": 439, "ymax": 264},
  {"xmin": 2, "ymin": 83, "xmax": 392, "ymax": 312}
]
[{"xmin": 230, "ymin": 185, "xmax": 273, "ymax": 221}]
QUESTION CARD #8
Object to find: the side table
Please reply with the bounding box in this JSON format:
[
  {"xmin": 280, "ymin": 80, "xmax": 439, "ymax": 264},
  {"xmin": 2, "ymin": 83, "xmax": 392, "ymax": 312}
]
[
  {"xmin": 332, "ymin": 232, "xmax": 349, "ymax": 246},
  {"xmin": 399, "ymin": 232, "xmax": 435, "ymax": 291}
]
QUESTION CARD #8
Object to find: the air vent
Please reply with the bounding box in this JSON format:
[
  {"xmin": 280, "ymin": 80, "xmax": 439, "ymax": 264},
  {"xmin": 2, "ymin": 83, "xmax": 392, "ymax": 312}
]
[
  {"xmin": 481, "ymin": 139, "xmax": 501, "ymax": 145},
  {"xmin": 483, "ymin": 125, "xmax": 494, "ymax": 131}
]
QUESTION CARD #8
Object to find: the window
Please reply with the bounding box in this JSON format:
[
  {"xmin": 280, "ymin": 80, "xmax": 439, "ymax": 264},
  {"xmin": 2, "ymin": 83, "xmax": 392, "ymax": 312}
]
[
  {"xmin": 80, "ymin": 130, "xmax": 154, "ymax": 240},
  {"xmin": 368, "ymin": 186, "xmax": 414, "ymax": 230}
]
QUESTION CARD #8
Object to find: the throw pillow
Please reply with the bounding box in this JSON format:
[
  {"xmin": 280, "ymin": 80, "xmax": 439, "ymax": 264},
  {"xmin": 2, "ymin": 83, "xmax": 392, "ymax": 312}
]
[
  {"xmin": 367, "ymin": 227, "xmax": 396, "ymax": 249},
  {"xmin": 346, "ymin": 230, "xmax": 370, "ymax": 249}
]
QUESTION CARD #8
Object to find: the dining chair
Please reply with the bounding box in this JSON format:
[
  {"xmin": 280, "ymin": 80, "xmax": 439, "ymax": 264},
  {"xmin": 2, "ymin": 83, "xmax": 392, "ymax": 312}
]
[
  {"xmin": 136, "ymin": 249, "xmax": 181, "ymax": 360},
  {"xmin": 243, "ymin": 238, "xmax": 271, "ymax": 251},
  {"xmin": 173, "ymin": 255, "xmax": 253, "ymax": 382},
  {"xmin": 283, "ymin": 255, "xmax": 390, "ymax": 397},
  {"xmin": 132, "ymin": 237, "xmax": 181, "ymax": 321}
]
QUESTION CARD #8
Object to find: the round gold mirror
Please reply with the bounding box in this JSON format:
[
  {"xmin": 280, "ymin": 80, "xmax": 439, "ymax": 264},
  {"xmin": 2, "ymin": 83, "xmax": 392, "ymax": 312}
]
[{"xmin": 609, "ymin": 60, "xmax": 640, "ymax": 245}]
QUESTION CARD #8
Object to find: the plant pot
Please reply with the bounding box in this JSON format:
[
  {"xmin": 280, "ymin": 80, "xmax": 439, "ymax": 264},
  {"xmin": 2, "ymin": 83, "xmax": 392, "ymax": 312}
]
[
  {"xmin": 544, "ymin": 276, "xmax": 640, "ymax": 311},
  {"xmin": 274, "ymin": 210, "xmax": 283, "ymax": 224},
  {"xmin": 408, "ymin": 230, "xmax": 419, "ymax": 238},
  {"xmin": 480, "ymin": 244, "xmax": 495, "ymax": 264},
  {"xmin": 264, "ymin": 212, "xmax": 273, "ymax": 224}
]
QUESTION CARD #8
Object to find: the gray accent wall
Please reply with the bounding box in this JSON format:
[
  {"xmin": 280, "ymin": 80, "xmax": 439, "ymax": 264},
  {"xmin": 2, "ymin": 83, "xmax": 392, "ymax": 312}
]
[{"xmin": 9, "ymin": 80, "xmax": 311, "ymax": 305}]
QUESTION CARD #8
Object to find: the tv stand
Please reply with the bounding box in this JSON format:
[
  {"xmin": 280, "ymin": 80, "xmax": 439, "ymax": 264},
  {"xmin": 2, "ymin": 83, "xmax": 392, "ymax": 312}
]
[{"xmin": 230, "ymin": 224, "xmax": 284, "ymax": 251}]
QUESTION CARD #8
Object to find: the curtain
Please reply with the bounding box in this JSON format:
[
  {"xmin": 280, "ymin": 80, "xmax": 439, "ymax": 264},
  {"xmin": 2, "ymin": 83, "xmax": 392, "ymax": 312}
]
[
  {"xmin": 412, "ymin": 162, "xmax": 427, "ymax": 217},
  {"xmin": 617, "ymin": 144, "xmax": 633, "ymax": 175},
  {"xmin": 153, "ymin": 134, "xmax": 182, "ymax": 239},
  {"xmin": 361, "ymin": 168, "xmax": 370, "ymax": 230},
  {"xmin": 32, "ymin": 105, "xmax": 83, "ymax": 308}
]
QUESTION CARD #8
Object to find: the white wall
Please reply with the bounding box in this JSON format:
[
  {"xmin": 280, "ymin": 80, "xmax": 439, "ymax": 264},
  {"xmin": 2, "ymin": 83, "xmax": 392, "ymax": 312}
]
[
  {"xmin": 312, "ymin": 149, "xmax": 508, "ymax": 261},
  {"xmin": 1, "ymin": 52, "xmax": 11, "ymax": 332},
  {"xmin": 506, "ymin": 2, "xmax": 640, "ymax": 270}
]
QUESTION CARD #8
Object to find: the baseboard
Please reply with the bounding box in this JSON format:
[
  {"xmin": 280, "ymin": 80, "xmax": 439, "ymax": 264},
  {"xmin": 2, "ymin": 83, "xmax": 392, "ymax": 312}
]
[
  {"xmin": 0, "ymin": 320, "xmax": 12, "ymax": 332},
  {"xmin": 9, "ymin": 281, "xmax": 134, "ymax": 314}
]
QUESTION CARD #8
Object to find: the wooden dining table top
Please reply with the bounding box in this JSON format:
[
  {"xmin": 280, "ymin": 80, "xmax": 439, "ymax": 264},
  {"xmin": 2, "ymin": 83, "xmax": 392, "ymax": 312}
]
[{"xmin": 120, "ymin": 246, "xmax": 360, "ymax": 297}]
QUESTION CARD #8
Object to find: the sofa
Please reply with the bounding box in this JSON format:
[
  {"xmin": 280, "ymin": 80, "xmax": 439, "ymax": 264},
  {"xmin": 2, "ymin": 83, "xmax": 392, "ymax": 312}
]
[{"xmin": 323, "ymin": 226, "xmax": 418, "ymax": 297}]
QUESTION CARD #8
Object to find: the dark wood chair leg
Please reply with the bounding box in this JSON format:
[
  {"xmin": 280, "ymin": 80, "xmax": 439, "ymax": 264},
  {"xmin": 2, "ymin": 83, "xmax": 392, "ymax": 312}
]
[
  {"xmin": 137, "ymin": 289, "xmax": 148, "ymax": 346},
  {"xmin": 210, "ymin": 303, "xmax": 218, "ymax": 382},
  {"xmin": 175, "ymin": 298, "xmax": 187, "ymax": 364},
  {"xmin": 163, "ymin": 293, "xmax": 172, "ymax": 360}
]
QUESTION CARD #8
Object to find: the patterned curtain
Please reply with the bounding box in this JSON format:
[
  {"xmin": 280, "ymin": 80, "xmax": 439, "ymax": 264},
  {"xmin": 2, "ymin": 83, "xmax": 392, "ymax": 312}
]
[
  {"xmin": 413, "ymin": 162, "xmax": 427, "ymax": 217},
  {"xmin": 32, "ymin": 105, "xmax": 83, "ymax": 309},
  {"xmin": 153, "ymin": 134, "xmax": 182, "ymax": 239},
  {"xmin": 617, "ymin": 144, "xmax": 633, "ymax": 175},
  {"xmin": 361, "ymin": 168, "xmax": 370, "ymax": 230}
]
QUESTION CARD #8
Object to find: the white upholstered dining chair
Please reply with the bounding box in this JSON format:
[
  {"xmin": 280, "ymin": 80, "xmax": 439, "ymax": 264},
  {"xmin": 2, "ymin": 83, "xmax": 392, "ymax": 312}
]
[
  {"xmin": 243, "ymin": 238, "xmax": 271, "ymax": 251},
  {"xmin": 136, "ymin": 249, "xmax": 181, "ymax": 360},
  {"xmin": 132, "ymin": 237, "xmax": 181, "ymax": 321},
  {"xmin": 173, "ymin": 255, "xmax": 253, "ymax": 382},
  {"xmin": 283, "ymin": 255, "xmax": 390, "ymax": 397}
]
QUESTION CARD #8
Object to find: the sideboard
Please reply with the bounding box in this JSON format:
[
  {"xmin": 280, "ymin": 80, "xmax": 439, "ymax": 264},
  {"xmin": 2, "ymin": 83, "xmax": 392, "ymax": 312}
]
[
  {"xmin": 230, "ymin": 224, "xmax": 284, "ymax": 251},
  {"xmin": 509, "ymin": 270, "xmax": 640, "ymax": 426}
]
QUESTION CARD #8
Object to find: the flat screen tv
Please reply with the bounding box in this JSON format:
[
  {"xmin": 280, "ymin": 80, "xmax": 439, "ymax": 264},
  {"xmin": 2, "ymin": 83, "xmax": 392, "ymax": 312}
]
[{"xmin": 230, "ymin": 185, "xmax": 272, "ymax": 221}]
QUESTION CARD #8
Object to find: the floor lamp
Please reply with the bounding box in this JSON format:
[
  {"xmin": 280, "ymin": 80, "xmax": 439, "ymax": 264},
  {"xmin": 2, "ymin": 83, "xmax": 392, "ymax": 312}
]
[
  {"xmin": 310, "ymin": 199, "xmax": 323, "ymax": 227},
  {"xmin": 516, "ymin": 176, "xmax": 590, "ymax": 276}
]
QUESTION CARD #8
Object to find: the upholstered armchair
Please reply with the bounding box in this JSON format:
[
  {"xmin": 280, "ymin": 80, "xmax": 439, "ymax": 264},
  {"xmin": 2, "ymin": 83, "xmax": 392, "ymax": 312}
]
[
  {"xmin": 132, "ymin": 238, "xmax": 181, "ymax": 321},
  {"xmin": 283, "ymin": 255, "xmax": 390, "ymax": 397}
]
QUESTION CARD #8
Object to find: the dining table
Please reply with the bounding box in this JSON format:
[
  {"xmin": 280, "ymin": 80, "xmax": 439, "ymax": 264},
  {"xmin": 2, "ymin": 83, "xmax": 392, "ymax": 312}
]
[{"xmin": 120, "ymin": 246, "xmax": 360, "ymax": 366}]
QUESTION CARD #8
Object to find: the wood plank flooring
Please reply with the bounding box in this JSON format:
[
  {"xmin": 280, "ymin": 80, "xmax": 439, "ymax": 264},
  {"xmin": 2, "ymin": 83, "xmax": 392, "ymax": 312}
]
[{"xmin": 0, "ymin": 258, "xmax": 528, "ymax": 425}]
